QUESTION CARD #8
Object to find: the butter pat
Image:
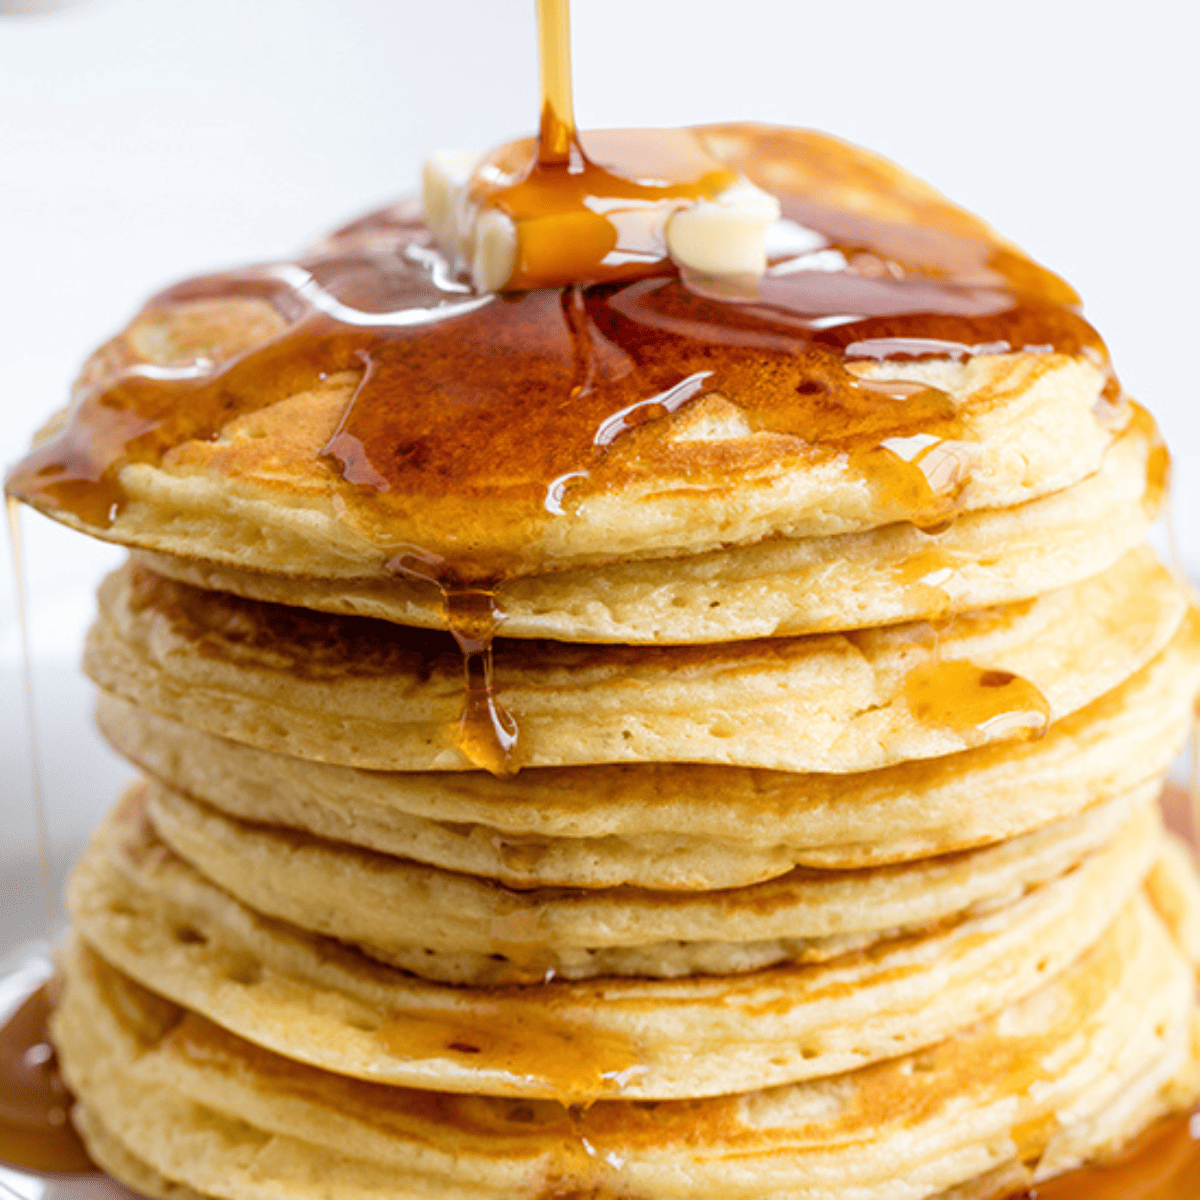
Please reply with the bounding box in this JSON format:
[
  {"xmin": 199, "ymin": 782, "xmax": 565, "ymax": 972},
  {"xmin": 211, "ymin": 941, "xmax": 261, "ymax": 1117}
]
[
  {"xmin": 666, "ymin": 180, "xmax": 780, "ymax": 277},
  {"xmin": 470, "ymin": 209, "xmax": 519, "ymax": 295},
  {"xmin": 422, "ymin": 139, "xmax": 781, "ymax": 292},
  {"xmin": 421, "ymin": 150, "xmax": 480, "ymax": 256}
]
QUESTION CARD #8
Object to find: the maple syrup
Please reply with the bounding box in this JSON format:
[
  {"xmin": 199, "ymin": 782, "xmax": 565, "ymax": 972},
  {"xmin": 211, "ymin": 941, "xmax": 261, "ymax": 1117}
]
[
  {"xmin": 2, "ymin": 1, "xmax": 1194, "ymax": 1191},
  {"xmin": 6, "ymin": 495, "xmax": 57, "ymax": 936},
  {"xmin": 0, "ymin": 500, "xmax": 94, "ymax": 1177},
  {"xmin": 0, "ymin": 985, "xmax": 95, "ymax": 1175},
  {"xmin": 1002, "ymin": 1110, "xmax": 1200, "ymax": 1199},
  {"xmin": 385, "ymin": 546, "xmax": 518, "ymax": 773},
  {"xmin": 902, "ymin": 659, "xmax": 1051, "ymax": 746},
  {"xmin": 536, "ymin": 0, "xmax": 574, "ymax": 167},
  {"xmin": 377, "ymin": 1000, "xmax": 645, "ymax": 1103}
]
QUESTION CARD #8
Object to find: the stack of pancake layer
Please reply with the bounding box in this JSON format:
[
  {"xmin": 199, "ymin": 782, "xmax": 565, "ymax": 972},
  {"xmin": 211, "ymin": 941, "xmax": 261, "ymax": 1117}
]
[{"xmin": 10, "ymin": 126, "xmax": 1200, "ymax": 1199}]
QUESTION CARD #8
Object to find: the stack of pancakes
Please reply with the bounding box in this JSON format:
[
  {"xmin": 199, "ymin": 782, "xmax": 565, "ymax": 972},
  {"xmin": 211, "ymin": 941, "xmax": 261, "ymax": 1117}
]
[{"xmin": 11, "ymin": 128, "xmax": 1200, "ymax": 1199}]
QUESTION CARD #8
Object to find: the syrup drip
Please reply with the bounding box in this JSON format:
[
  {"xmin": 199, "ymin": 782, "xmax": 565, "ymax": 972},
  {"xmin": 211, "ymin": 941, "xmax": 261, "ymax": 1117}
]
[
  {"xmin": 443, "ymin": 585, "xmax": 518, "ymax": 775},
  {"xmin": 0, "ymin": 985, "xmax": 95, "ymax": 1175},
  {"xmin": 385, "ymin": 546, "xmax": 518, "ymax": 774},
  {"xmin": 890, "ymin": 546, "xmax": 973, "ymax": 616},
  {"xmin": 902, "ymin": 659, "xmax": 1051, "ymax": 747},
  {"xmin": 1, "ymin": 496, "xmax": 95, "ymax": 1175}
]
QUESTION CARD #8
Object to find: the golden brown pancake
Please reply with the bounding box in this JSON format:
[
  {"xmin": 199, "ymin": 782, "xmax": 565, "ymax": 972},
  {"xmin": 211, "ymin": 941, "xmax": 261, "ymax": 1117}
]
[
  {"xmin": 145, "ymin": 778, "xmax": 1161, "ymax": 985},
  {"xmin": 5, "ymin": 117, "xmax": 1196, "ymax": 1200},
  {"xmin": 53, "ymin": 893, "xmax": 1200, "ymax": 1200},
  {"xmin": 94, "ymin": 608, "xmax": 1200, "ymax": 888},
  {"xmin": 84, "ymin": 549, "xmax": 1186, "ymax": 774},
  {"xmin": 68, "ymin": 790, "xmax": 1162, "ymax": 1101},
  {"xmin": 130, "ymin": 403, "xmax": 1163, "ymax": 645}
]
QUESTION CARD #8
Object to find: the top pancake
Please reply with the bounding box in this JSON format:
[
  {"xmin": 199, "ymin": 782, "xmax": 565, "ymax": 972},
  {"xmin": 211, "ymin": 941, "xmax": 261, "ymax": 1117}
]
[
  {"xmin": 5, "ymin": 125, "xmax": 1129, "ymax": 583},
  {"xmin": 131, "ymin": 403, "xmax": 1164, "ymax": 644}
]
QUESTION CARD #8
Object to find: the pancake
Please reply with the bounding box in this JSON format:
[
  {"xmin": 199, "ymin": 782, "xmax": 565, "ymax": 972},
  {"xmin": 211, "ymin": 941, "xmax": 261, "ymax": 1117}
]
[
  {"xmin": 145, "ymin": 778, "xmax": 1160, "ymax": 984},
  {"xmin": 69, "ymin": 789, "xmax": 1159, "ymax": 1100},
  {"xmin": 7, "ymin": 125, "xmax": 1130, "ymax": 582},
  {"xmin": 54, "ymin": 891, "xmax": 1200, "ymax": 1200},
  {"xmin": 131, "ymin": 403, "xmax": 1163, "ymax": 645},
  {"xmin": 95, "ymin": 608, "xmax": 1200, "ymax": 888},
  {"xmin": 84, "ymin": 548, "xmax": 1186, "ymax": 775}
]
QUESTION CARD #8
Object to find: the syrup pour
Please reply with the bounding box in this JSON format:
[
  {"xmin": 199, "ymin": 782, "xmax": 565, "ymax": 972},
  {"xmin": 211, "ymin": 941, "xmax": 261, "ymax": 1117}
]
[
  {"xmin": 536, "ymin": 0, "xmax": 574, "ymax": 165},
  {"xmin": 467, "ymin": 0, "xmax": 746, "ymax": 290}
]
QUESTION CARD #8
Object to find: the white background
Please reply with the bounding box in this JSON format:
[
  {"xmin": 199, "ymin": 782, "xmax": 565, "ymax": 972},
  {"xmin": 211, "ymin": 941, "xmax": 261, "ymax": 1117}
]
[{"xmin": 1, "ymin": 0, "xmax": 1198, "ymax": 947}]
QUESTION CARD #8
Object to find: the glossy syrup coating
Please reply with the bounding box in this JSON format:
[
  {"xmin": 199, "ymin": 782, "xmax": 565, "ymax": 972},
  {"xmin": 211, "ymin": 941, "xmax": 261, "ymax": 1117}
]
[
  {"xmin": 3, "ymin": 124, "xmax": 1121, "ymax": 773},
  {"xmin": 4, "ymin": 123, "xmax": 1113, "ymax": 580}
]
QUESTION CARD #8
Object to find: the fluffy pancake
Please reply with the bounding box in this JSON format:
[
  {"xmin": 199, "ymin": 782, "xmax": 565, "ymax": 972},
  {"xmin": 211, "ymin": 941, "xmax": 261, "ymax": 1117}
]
[
  {"xmin": 54, "ymin": 892, "xmax": 1200, "ymax": 1200},
  {"xmin": 8, "ymin": 125, "xmax": 1129, "ymax": 580},
  {"xmin": 84, "ymin": 548, "xmax": 1185, "ymax": 774},
  {"xmin": 69, "ymin": 790, "xmax": 1158, "ymax": 1100},
  {"xmin": 20, "ymin": 337, "xmax": 1124, "ymax": 585},
  {"xmin": 95, "ymin": 608, "xmax": 1200, "ymax": 888},
  {"xmin": 131, "ymin": 403, "xmax": 1163, "ymax": 645},
  {"xmin": 145, "ymin": 779, "xmax": 1161, "ymax": 985}
]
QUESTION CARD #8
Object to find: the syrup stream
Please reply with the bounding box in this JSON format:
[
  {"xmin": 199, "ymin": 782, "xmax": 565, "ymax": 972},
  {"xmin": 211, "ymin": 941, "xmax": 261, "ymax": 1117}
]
[{"xmin": 536, "ymin": 0, "xmax": 575, "ymax": 165}]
